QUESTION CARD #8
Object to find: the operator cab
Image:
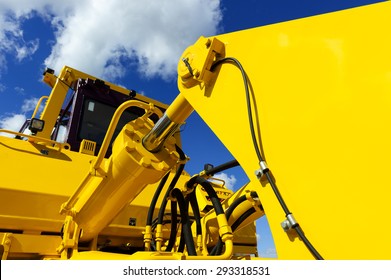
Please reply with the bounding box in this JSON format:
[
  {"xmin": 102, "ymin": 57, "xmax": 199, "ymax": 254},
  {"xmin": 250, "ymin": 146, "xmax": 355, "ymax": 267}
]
[{"xmin": 20, "ymin": 75, "xmax": 163, "ymax": 158}]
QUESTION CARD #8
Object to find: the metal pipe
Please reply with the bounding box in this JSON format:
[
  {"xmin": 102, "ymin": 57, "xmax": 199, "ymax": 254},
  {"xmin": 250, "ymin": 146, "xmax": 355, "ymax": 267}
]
[
  {"xmin": 92, "ymin": 100, "xmax": 161, "ymax": 172},
  {"xmin": 31, "ymin": 96, "xmax": 49, "ymax": 119}
]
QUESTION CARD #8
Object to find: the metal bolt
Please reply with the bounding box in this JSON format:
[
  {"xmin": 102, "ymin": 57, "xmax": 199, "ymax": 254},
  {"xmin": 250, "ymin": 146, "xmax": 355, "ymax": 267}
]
[{"xmin": 281, "ymin": 220, "xmax": 291, "ymax": 232}]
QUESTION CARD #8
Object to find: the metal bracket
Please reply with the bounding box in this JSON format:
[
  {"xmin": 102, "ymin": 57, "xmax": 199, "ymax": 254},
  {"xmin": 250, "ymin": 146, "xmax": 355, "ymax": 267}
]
[
  {"xmin": 0, "ymin": 233, "xmax": 12, "ymax": 260},
  {"xmin": 57, "ymin": 215, "xmax": 80, "ymax": 259},
  {"xmin": 255, "ymin": 160, "xmax": 269, "ymax": 180},
  {"xmin": 178, "ymin": 36, "xmax": 225, "ymax": 88},
  {"xmin": 281, "ymin": 214, "xmax": 298, "ymax": 232}
]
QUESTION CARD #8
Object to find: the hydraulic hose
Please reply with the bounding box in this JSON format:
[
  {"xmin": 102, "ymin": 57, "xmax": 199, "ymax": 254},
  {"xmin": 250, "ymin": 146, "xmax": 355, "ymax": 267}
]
[
  {"xmin": 187, "ymin": 176, "xmax": 224, "ymax": 215},
  {"xmin": 157, "ymin": 163, "xmax": 184, "ymax": 225},
  {"xmin": 145, "ymin": 171, "xmax": 170, "ymax": 251},
  {"xmin": 146, "ymin": 172, "xmax": 170, "ymax": 227},
  {"xmin": 157, "ymin": 145, "xmax": 186, "ymax": 225},
  {"xmin": 231, "ymin": 208, "xmax": 256, "ymax": 231},
  {"xmin": 209, "ymin": 208, "xmax": 256, "ymax": 256},
  {"xmin": 165, "ymin": 200, "xmax": 178, "ymax": 252},
  {"xmin": 203, "ymin": 159, "xmax": 239, "ymax": 176},
  {"xmin": 177, "ymin": 227, "xmax": 186, "ymax": 253},
  {"xmin": 210, "ymin": 194, "xmax": 247, "ymax": 255},
  {"xmin": 145, "ymin": 145, "xmax": 186, "ymax": 251},
  {"xmin": 171, "ymin": 188, "xmax": 196, "ymax": 256},
  {"xmin": 187, "ymin": 176, "xmax": 233, "ymax": 257},
  {"xmin": 189, "ymin": 190, "xmax": 202, "ymax": 236},
  {"xmin": 224, "ymin": 195, "xmax": 247, "ymax": 219},
  {"xmin": 212, "ymin": 57, "xmax": 323, "ymax": 260}
]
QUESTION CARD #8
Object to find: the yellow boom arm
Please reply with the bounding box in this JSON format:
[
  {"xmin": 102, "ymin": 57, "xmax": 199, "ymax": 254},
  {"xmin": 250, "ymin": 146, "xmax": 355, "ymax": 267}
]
[{"xmin": 172, "ymin": 1, "xmax": 391, "ymax": 259}]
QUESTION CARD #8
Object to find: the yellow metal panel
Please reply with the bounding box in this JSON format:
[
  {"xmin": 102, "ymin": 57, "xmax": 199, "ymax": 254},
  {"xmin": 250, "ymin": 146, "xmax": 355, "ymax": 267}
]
[
  {"xmin": 0, "ymin": 136, "xmax": 92, "ymax": 197},
  {"xmin": 179, "ymin": 2, "xmax": 391, "ymax": 259},
  {"xmin": 7, "ymin": 234, "xmax": 61, "ymax": 259}
]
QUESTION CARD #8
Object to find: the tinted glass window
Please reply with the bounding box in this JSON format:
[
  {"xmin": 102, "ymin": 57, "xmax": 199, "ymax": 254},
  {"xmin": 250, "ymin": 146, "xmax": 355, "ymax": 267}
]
[{"xmin": 79, "ymin": 98, "xmax": 139, "ymax": 145}]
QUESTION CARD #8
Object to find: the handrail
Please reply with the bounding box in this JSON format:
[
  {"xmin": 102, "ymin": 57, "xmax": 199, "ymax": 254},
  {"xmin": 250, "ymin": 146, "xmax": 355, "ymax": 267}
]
[
  {"xmin": 0, "ymin": 129, "xmax": 71, "ymax": 151},
  {"xmin": 91, "ymin": 100, "xmax": 163, "ymax": 172},
  {"xmin": 31, "ymin": 96, "xmax": 49, "ymax": 119}
]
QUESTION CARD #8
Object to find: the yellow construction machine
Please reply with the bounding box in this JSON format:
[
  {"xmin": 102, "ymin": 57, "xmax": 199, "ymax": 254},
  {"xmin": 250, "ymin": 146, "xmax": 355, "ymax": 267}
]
[{"xmin": 1, "ymin": 2, "xmax": 391, "ymax": 260}]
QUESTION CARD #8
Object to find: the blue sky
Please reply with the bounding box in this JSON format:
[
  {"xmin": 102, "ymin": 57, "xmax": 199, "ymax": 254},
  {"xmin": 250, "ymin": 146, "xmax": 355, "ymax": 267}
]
[{"xmin": 0, "ymin": 0, "xmax": 384, "ymax": 258}]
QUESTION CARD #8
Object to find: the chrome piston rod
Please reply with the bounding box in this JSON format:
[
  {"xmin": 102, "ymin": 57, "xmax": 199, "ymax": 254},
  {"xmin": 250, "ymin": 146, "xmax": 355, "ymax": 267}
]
[{"xmin": 143, "ymin": 93, "xmax": 193, "ymax": 153}]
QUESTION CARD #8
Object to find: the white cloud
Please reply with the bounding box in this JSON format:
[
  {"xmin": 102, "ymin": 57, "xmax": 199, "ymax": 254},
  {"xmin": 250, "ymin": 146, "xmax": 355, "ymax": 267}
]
[
  {"xmin": 14, "ymin": 86, "xmax": 25, "ymax": 95},
  {"xmin": 0, "ymin": 97, "xmax": 42, "ymax": 137},
  {"xmin": 15, "ymin": 38, "xmax": 39, "ymax": 61},
  {"xmin": 21, "ymin": 97, "xmax": 41, "ymax": 113},
  {"xmin": 0, "ymin": 113, "xmax": 25, "ymax": 135},
  {"xmin": 44, "ymin": 0, "xmax": 222, "ymax": 81},
  {"xmin": 211, "ymin": 172, "xmax": 237, "ymax": 190},
  {"xmin": 0, "ymin": 9, "xmax": 41, "ymax": 76},
  {"xmin": 0, "ymin": 0, "xmax": 222, "ymax": 81}
]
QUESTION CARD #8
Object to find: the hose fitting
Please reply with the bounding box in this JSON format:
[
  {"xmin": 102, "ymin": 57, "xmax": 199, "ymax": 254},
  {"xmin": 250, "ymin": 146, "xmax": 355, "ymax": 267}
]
[{"xmin": 255, "ymin": 160, "xmax": 269, "ymax": 180}]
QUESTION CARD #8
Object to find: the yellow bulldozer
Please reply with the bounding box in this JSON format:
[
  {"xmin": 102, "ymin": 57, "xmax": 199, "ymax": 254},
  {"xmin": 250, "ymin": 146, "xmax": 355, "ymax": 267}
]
[{"xmin": 1, "ymin": 2, "xmax": 391, "ymax": 260}]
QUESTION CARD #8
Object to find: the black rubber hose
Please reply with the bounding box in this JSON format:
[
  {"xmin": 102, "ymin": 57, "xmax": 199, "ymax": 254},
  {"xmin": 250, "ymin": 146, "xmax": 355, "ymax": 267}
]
[
  {"xmin": 212, "ymin": 57, "xmax": 263, "ymax": 162},
  {"xmin": 189, "ymin": 190, "xmax": 202, "ymax": 236},
  {"xmin": 265, "ymin": 172, "xmax": 323, "ymax": 260},
  {"xmin": 165, "ymin": 200, "xmax": 178, "ymax": 252},
  {"xmin": 224, "ymin": 195, "xmax": 247, "ymax": 220},
  {"xmin": 293, "ymin": 224, "xmax": 323, "ymax": 260},
  {"xmin": 157, "ymin": 145, "xmax": 186, "ymax": 225},
  {"xmin": 187, "ymin": 176, "xmax": 226, "ymax": 256},
  {"xmin": 231, "ymin": 208, "xmax": 256, "ymax": 231},
  {"xmin": 178, "ymin": 228, "xmax": 186, "ymax": 253},
  {"xmin": 171, "ymin": 188, "xmax": 196, "ymax": 256},
  {"xmin": 210, "ymin": 194, "xmax": 247, "ymax": 255},
  {"xmin": 146, "ymin": 172, "xmax": 170, "ymax": 226},
  {"xmin": 212, "ymin": 57, "xmax": 323, "ymax": 260},
  {"xmin": 204, "ymin": 159, "xmax": 240, "ymax": 176},
  {"xmin": 187, "ymin": 176, "xmax": 224, "ymax": 215},
  {"xmin": 212, "ymin": 207, "xmax": 258, "ymax": 256},
  {"xmin": 157, "ymin": 164, "xmax": 184, "ymax": 225}
]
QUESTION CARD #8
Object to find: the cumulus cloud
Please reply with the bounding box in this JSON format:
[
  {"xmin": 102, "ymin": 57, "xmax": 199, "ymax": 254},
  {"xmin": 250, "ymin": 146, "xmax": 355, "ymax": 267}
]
[
  {"xmin": 21, "ymin": 97, "xmax": 41, "ymax": 113},
  {"xmin": 0, "ymin": 113, "xmax": 25, "ymax": 135},
  {"xmin": 211, "ymin": 172, "xmax": 237, "ymax": 190},
  {"xmin": 0, "ymin": 8, "xmax": 42, "ymax": 76},
  {"xmin": 0, "ymin": 97, "xmax": 42, "ymax": 136},
  {"xmin": 0, "ymin": 0, "xmax": 222, "ymax": 81},
  {"xmin": 45, "ymin": 0, "xmax": 222, "ymax": 80}
]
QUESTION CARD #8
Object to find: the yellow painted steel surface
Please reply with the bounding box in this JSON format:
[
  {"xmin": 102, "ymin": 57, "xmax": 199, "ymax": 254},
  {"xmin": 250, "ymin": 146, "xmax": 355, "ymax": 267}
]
[{"xmin": 178, "ymin": 2, "xmax": 391, "ymax": 259}]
